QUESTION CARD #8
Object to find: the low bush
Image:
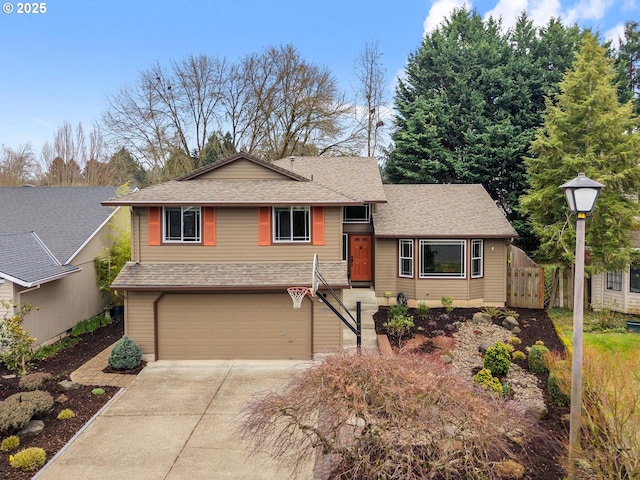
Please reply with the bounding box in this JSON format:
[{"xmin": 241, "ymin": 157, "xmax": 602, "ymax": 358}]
[
  {"xmin": 512, "ymin": 350, "xmax": 526, "ymax": 361},
  {"xmin": 508, "ymin": 336, "xmax": 522, "ymax": 346},
  {"xmin": 528, "ymin": 345, "xmax": 551, "ymax": 373},
  {"xmin": 483, "ymin": 342, "xmax": 511, "ymax": 377},
  {"xmin": 473, "ymin": 368, "xmax": 504, "ymax": 394},
  {"xmin": 240, "ymin": 353, "xmax": 546, "ymax": 480},
  {"xmin": 480, "ymin": 305, "xmax": 502, "ymax": 318},
  {"xmin": 0, "ymin": 300, "xmax": 35, "ymax": 376},
  {"xmin": 71, "ymin": 315, "xmax": 105, "ymax": 337},
  {"xmin": 383, "ymin": 312, "xmax": 414, "ymax": 346},
  {"xmin": 441, "ymin": 295, "xmax": 454, "ymax": 313},
  {"xmin": 387, "ymin": 304, "xmax": 408, "ymax": 318},
  {"xmin": 18, "ymin": 372, "xmax": 52, "ymax": 391},
  {"xmin": 34, "ymin": 336, "xmax": 80, "ymax": 360},
  {"xmin": 108, "ymin": 336, "xmax": 143, "ymax": 370},
  {"xmin": 0, "ymin": 435, "xmax": 19, "ymax": 452},
  {"xmin": 0, "ymin": 391, "xmax": 54, "ymax": 434},
  {"xmin": 416, "ymin": 301, "xmax": 430, "ymax": 318},
  {"xmin": 9, "ymin": 447, "xmax": 46, "ymax": 472},
  {"xmin": 57, "ymin": 409, "xmax": 75, "ymax": 420}
]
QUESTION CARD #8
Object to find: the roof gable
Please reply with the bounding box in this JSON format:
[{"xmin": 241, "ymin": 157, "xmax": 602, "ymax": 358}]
[
  {"xmin": 373, "ymin": 184, "xmax": 517, "ymax": 238},
  {"xmin": 178, "ymin": 153, "xmax": 308, "ymax": 182}
]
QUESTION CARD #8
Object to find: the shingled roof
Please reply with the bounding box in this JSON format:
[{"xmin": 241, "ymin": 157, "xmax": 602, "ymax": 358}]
[
  {"xmin": 0, "ymin": 186, "xmax": 118, "ymax": 285},
  {"xmin": 373, "ymin": 184, "xmax": 517, "ymax": 238},
  {"xmin": 112, "ymin": 261, "xmax": 349, "ymax": 290}
]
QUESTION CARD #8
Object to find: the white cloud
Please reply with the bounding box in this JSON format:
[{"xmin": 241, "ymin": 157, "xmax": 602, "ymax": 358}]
[
  {"xmin": 604, "ymin": 22, "xmax": 627, "ymax": 47},
  {"xmin": 528, "ymin": 0, "xmax": 562, "ymax": 25},
  {"xmin": 564, "ymin": 0, "xmax": 613, "ymax": 24},
  {"xmin": 483, "ymin": 0, "xmax": 528, "ymax": 30},
  {"xmin": 423, "ymin": 0, "xmax": 471, "ymax": 35}
]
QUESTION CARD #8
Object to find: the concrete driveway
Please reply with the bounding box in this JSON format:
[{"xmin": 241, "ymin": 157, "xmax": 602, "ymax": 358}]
[{"xmin": 36, "ymin": 360, "xmax": 315, "ymax": 480}]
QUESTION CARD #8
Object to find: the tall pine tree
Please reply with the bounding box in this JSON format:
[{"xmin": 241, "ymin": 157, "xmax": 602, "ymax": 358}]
[{"xmin": 521, "ymin": 33, "xmax": 640, "ymax": 270}]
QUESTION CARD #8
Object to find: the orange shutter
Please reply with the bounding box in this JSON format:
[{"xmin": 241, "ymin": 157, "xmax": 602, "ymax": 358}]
[
  {"xmin": 203, "ymin": 207, "xmax": 216, "ymax": 246},
  {"xmin": 312, "ymin": 206, "xmax": 325, "ymax": 246},
  {"xmin": 258, "ymin": 207, "xmax": 271, "ymax": 246},
  {"xmin": 148, "ymin": 207, "xmax": 161, "ymax": 246}
]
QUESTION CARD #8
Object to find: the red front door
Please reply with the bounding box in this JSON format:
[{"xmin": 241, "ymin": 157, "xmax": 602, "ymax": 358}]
[{"xmin": 350, "ymin": 235, "xmax": 372, "ymax": 282}]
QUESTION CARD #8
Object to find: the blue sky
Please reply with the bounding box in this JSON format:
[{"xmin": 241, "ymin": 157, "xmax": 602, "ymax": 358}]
[{"xmin": 1, "ymin": 0, "xmax": 637, "ymax": 157}]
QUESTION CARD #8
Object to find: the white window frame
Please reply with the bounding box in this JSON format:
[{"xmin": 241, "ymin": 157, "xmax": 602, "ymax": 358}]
[
  {"xmin": 273, "ymin": 206, "xmax": 311, "ymax": 243},
  {"xmin": 163, "ymin": 206, "xmax": 201, "ymax": 243},
  {"xmin": 471, "ymin": 239, "xmax": 483, "ymax": 278},
  {"xmin": 399, "ymin": 239, "xmax": 414, "ymax": 278},
  {"xmin": 343, "ymin": 204, "xmax": 371, "ymax": 223},
  {"xmin": 419, "ymin": 239, "xmax": 466, "ymax": 278},
  {"xmin": 606, "ymin": 271, "xmax": 622, "ymax": 291}
]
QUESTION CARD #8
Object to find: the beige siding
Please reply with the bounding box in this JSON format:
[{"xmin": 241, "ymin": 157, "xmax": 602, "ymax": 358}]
[
  {"xmin": 125, "ymin": 291, "xmax": 160, "ymax": 356},
  {"xmin": 138, "ymin": 206, "xmax": 343, "ymax": 263},
  {"xmin": 592, "ymin": 271, "xmax": 640, "ymax": 314},
  {"xmin": 313, "ymin": 289, "xmax": 342, "ymax": 353},
  {"xmin": 0, "ymin": 280, "xmax": 15, "ymax": 317},
  {"xmin": 375, "ymin": 237, "xmax": 509, "ymax": 307},
  {"xmin": 483, "ymin": 239, "xmax": 508, "ymax": 305},
  {"xmin": 19, "ymin": 226, "xmax": 114, "ymax": 345},
  {"xmin": 198, "ymin": 159, "xmax": 292, "ymax": 180}
]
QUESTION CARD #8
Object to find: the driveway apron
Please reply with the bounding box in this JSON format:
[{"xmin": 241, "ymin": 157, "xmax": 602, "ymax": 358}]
[{"xmin": 36, "ymin": 360, "xmax": 315, "ymax": 480}]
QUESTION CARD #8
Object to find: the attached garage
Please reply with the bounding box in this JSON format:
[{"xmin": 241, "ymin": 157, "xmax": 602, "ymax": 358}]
[{"xmin": 156, "ymin": 293, "xmax": 312, "ymax": 360}]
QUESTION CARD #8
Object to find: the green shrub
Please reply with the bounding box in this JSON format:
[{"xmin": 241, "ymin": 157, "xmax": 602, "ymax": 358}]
[
  {"xmin": 91, "ymin": 388, "xmax": 105, "ymax": 395},
  {"xmin": 0, "ymin": 435, "xmax": 19, "ymax": 452},
  {"xmin": 18, "ymin": 372, "xmax": 52, "ymax": 391},
  {"xmin": 108, "ymin": 336, "xmax": 143, "ymax": 370},
  {"xmin": 441, "ymin": 296, "xmax": 454, "ymax": 313},
  {"xmin": 483, "ymin": 342, "xmax": 511, "ymax": 377},
  {"xmin": 528, "ymin": 345, "xmax": 551, "ymax": 373},
  {"xmin": 481, "ymin": 306, "xmax": 501, "ymax": 318},
  {"xmin": 416, "ymin": 302, "xmax": 430, "ymax": 318},
  {"xmin": 57, "ymin": 409, "xmax": 75, "ymax": 420},
  {"xmin": 383, "ymin": 313, "xmax": 415, "ymax": 346},
  {"xmin": 0, "ymin": 300, "xmax": 35, "ymax": 376},
  {"xmin": 508, "ymin": 336, "xmax": 522, "ymax": 346},
  {"xmin": 0, "ymin": 391, "xmax": 54, "ymax": 434},
  {"xmin": 34, "ymin": 336, "xmax": 80, "ymax": 360},
  {"xmin": 387, "ymin": 304, "xmax": 409, "ymax": 318},
  {"xmin": 547, "ymin": 360, "xmax": 570, "ymax": 407},
  {"xmin": 512, "ymin": 350, "xmax": 526, "ymax": 361},
  {"xmin": 72, "ymin": 315, "xmax": 105, "ymax": 337},
  {"xmin": 9, "ymin": 447, "xmax": 46, "ymax": 472},
  {"xmin": 473, "ymin": 368, "xmax": 503, "ymax": 394}
]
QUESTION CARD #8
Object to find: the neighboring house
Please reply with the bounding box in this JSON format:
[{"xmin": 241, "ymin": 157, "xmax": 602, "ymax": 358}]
[
  {"xmin": 103, "ymin": 153, "xmax": 517, "ymax": 361},
  {"xmin": 0, "ymin": 186, "xmax": 120, "ymax": 346},
  {"xmin": 591, "ymin": 231, "xmax": 640, "ymax": 314}
]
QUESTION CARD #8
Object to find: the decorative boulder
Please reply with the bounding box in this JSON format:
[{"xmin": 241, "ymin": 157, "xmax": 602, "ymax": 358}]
[{"xmin": 472, "ymin": 312, "xmax": 492, "ymax": 324}]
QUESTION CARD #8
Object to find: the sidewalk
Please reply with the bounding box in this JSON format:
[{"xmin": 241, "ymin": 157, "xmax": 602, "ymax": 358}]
[{"xmin": 69, "ymin": 343, "xmax": 137, "ymax": 388}]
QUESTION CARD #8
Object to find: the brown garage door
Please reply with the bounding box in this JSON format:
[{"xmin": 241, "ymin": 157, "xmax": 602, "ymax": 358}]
[{"xmin": 157, "ymin": 293, "xmax": 312, "ymax": 360}]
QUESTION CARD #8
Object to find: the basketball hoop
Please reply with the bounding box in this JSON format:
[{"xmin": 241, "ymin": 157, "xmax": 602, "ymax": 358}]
[{"xmin": 287, "ymin": 287, "xmax": 312, "ymax": 308}]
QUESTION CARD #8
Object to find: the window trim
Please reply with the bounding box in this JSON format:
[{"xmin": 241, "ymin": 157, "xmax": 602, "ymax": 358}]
[
  {"xmin": 471, "ymin": 239, "xmax": 483, "ymax": 279},
  {"xmin": 342, "ymin": 233, "xmax": 348, "ymax": 261},
  {"xmin": 629, "ymin": 267, "xmax": 640, "ymax": 293},
  {"xmin": 163, "ymin": 206, "xmax": 201, "ymax": 243},
  {"xmin": 399, "ymin": 239, "xmax": 414, "ymax": 278},
  {"xmin": 419, "ymin": 239, "xmax": 466, "ymax": 279},
  {"xmin": 343, "ymin": 204, "xmax": 371, "ymax": 223},
  {"xmin": 606, "ymin": 271, "xmax": 622, "ymax": 291},
  {"xmin": 272, "ymin": 206, "xmax": 311, "ymax": 243}
]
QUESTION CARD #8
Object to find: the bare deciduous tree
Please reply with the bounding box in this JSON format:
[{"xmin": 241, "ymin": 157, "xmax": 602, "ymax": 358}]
[
  {"xmin": 353, "ymin": 40, "xmax": 388, "ymax": 159},
  {"xmin": 0, "ymin": 143, "xmax": 36, "ymax": 186}
]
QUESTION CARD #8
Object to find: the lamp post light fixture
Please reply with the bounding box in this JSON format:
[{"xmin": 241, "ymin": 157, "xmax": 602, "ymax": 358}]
[{"xmin": 559, "ymin": 172, "xmax": 604, "ymax": 479}]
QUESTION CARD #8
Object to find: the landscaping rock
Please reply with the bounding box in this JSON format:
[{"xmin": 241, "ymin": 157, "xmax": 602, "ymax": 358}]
[
  {"xmin": 525, "ymin": 401, "xmax": 548, "ymax": 420},
  {"xmin": 511, "ymin": 326, "xmax": 521, "ymax": 334},
  {"xmin": 2, "ymin": 375, "xmax": 16, "ymax": 380},
  {"xmin": 478, "ymin": 342, "xmax": 494, "ymax": 354},
  {"xmin": 472, "ymin": 312, "xmax": 492, "ymax": 324},
  {"xmin": 56, "ymin": 380, "xmax": 80, "ymax": 392},
  {"xmin": 18, "ymin": 420, "xmax": 44, "ymax": 438},
  {"xmin": 502, "ymin": 316, "xmax": 520, "ymax": 331}
]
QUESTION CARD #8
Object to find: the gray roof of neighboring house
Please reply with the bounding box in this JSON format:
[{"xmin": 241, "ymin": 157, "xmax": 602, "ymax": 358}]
[
  {"xmin": 373, "ymin": 184, "xmax": 518, "ymax": 238},
  {"xmin": 112, "ymin": 261, "xmax": 349, "ymax": 290},
  {"xmin": 0, "ymin": 186, "xmax": 118, "ymax": 283},
  {"xmin": 102, "ymin": 179, "xmax": 360, "ymax": 206},
  {"xmin": 0, "ymin": 232, "xmax": 80, "ymax": 286},
  {"xmin": 272, "ymin": 156, "xmax": 387, "ymax": 203}
]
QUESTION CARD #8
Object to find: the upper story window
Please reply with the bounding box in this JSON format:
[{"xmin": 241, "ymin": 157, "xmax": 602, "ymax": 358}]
[
  {"xmin": 273, "ymin": 206, "xmax": 310, "ymax": 242},
  {"xmin": 420, "ymin": 240, "xmax": 465, "ymax": 278},
  {"xmin": 164, "ymin": 206, "xmax": 201, "ymax": 242},
  {"xmin": 343, "ymin": 204, "xmax": 370, "ymax": 223},
  {"xmin": 606, "ymin": 271, "xmax": 622, "ymax": 291}
]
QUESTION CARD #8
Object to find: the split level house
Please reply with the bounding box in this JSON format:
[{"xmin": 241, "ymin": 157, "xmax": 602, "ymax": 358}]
[
  {"xmin": 103, "ymin": 153, "xmax": 517, "ymax": 361},
  {"xmin": 0, "ymin": 186, "xmax": 121, "ymax": 346}
]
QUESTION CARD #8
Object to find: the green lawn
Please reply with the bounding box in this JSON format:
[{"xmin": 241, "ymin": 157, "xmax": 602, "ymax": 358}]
[{"xmin": 548, "ymin": 308, "xmax": 640, "ymax": 356}]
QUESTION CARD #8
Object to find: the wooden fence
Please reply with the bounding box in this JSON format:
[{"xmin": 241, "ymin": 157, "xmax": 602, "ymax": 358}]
[{"xmin": 506, "ymin": 245, "xmax": 545, "ymax": 309}]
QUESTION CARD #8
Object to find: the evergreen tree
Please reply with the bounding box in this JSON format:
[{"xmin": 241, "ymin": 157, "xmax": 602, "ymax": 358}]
[
  {"xmin": 615, "ymin": 21, "xmax": 640, "ymax": 114},
  {"xmin": 520, "ymin": 33, "xmax": 640, "ymax": 270}
]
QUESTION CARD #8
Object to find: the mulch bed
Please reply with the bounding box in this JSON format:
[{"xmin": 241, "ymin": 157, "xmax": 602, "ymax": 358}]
[
  {"xmin": 374, "ymin": 306, "xmax": 569, "ymax": 480},
  {"xmin": 0, "ymin": 317, "xmax": 125, "ymax": 479}
]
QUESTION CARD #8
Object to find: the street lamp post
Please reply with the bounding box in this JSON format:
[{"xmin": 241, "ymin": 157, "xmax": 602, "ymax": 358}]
[{"xmin": 559, "ymin": 172, "xmax": 604, "ymax": 479}]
